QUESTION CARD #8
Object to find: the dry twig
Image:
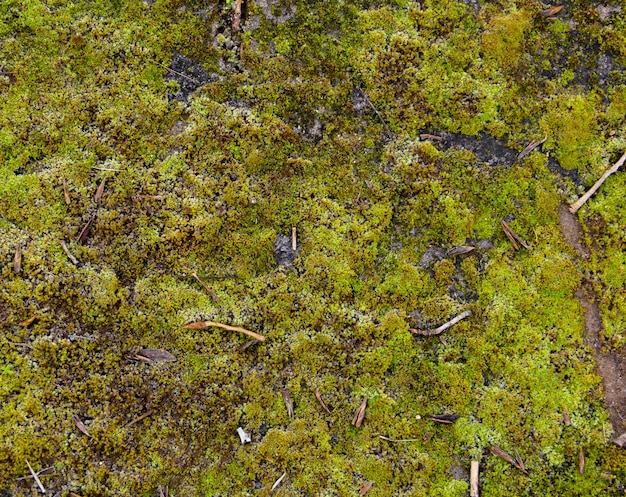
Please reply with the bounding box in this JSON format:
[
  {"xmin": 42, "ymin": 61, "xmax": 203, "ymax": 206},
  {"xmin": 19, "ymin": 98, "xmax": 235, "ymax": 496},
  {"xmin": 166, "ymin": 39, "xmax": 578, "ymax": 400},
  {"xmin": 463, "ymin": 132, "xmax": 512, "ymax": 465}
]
[
  {"xmin": 470, "ymin": 460, "xmax": 479, "ymax": 497},
  {"xmin": 569, "ymin": 150, "xmax": 626, "ymax": 213},
  {"xmin": 125, "ymin": 410, "xmax": 154, "ymax": 428},
  {"xmin": 501, "ymin": 220, "xmax": 531, "ymax": 250},
  {"xmin": 60, "ymin": 240, "xmax": 78, "ymax": 265},
  {"xmin": 191, "ymin": 272, "xmax": 218, "ymax": 301},
  {"xmin": 14, "ymin": 245, "xmax": 22, "ymax": 273},
  {"xmin": 315, "ymin": 389, "xmax": 332, "ymax": 414},
  {"xmin": 282, "ymin": 388, "xmax": 294, "ymax": 418},
  {"xmin": 579, "ymin": 447, "xmax": 585, "ymax": 476},
  {"xmin": 271, "ymin": 472, "xmax": 287, "ymax": 492},
  {"xmin": 292, "ymin": 226, "xmax": 297, "ymax": 251},
  {"xmin": 490, "ymin": 445, "xmax": 528, "ymax": 474},
  {"xmin": 517, "ymin": 135, "xmax": 547, "ymax": 160},
  {"xmin": 26, "ymin": 460, "xmax": 46, "ymax": 494},
  {"xmin": 184, "ymin": 320, "xmax": 265, "ymax": 341},
  {"xmin": 15, "ymin": 466, "xmax": 54, "ymax": 481},
  {"xmin": 410, "ymin": 310, "xmax": 472, "ymax": 336},
  {"xmin": 428, "ymin": 414, "xmax": 460, "ymax": 424},
  {"xmin": 62, "ymin": 178, "xmax": 71, "ymax": 205},
  {"xmin": 359, "ymin": 481, "xmax": 374, "ymax": 495},
  {"xmin": 358, "ymin": 87, "xmax": 393, "ymax": 140}
]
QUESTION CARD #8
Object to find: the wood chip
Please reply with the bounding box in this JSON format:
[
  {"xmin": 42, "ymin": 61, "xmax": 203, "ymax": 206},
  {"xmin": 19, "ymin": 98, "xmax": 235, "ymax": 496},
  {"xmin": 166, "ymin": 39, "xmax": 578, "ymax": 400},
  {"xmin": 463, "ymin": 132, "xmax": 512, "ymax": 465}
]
[
  {"xmin": 292, "ymin": 226, "xmax": 297, "ymax": 251},
  {"xmin": 135, "ymin": 349, "xmax": 177, "ymax": 364},
  {"xmin": 26, "ymin": 460, "xmax": 46, "ymax": 494},
  {"xmin": 359, "ymin": 481, "xmax": 374, "ymax": 495},
  {"xmin": 60, "ymin": 240, "xmax": 78, "ymax": 265},
  {"xmin": 77, "ymin": 215, "xmax": 96, "ymax": 245},
  {"xmin": 490, "ymin": 445, "xmax": 528, "ymax": 474},
  {"xmin": 446, "ymin": 246, "xmax": 475, "ymax": 257},
  {"xmin": 541, "ymin": 5, "xmax": 564, "ymax": 17},
  {"xmin": 282, "ymin": 388, "xmax": 294, "ymax": 418},
  {"xmin": 62, "ymin": 178, "xmax": 71, "ymax": 205},
  {"xmin": 470, "ymin": 460, "xmax": 479, "ymax": 497},
  {"xmin": 352, "ymin": 398, "xmax": 367, "ymax": 428},
  {"xmin": 315, "ymin": 389, "xmax": 332, "ymax": 414},
  {"xmin": 125, "ymin": 410, "xmax": 154, "ymax": 428},
  {"xmin": 73, "ymin": 414, "xmax": 91, "ymax": 437},
  {"xmin": 563, "ymin": 408, "xmax": 571, "ymax": 426},
  {"xmin": 271, "ymin": 472, "xmax": 287, "ymax": 492},
  {"xmin": 191, "ymin": 272, "xmax": 218, "ymax": 301},
  {"xmin": 517, "ymin": 135, "xmax": 547, "ymax": 160},
  {"xmin": 501, "ymin": 220, "xmax": 531, "ymax": 250},
  {"xmin": 184, "ymin": 320, "xmax": 265, "ymax": 341},
  {"xmin": 233, "ymin": 0, "xmax": 243, "ymax": 31},
  {"xmin": 13, "ymin": 245, "xmax": 22, "ymax": 273},
  {"xmin": 19, "ymin": 315, "xmax": 37, "ymax": 327},
  {"xmin": 428, "ymin": 414, "xmax": 460, "ymax": 424},
  {"xmin": 410, "ymin": 310, "xmax": 472, "ymax": 336},
  {"xmin": 94, "ymin": 177, "xmax": 106, "ymax": 203},
  {"xmin": 579, "ymin": 447, "xmax": 585, "ymax": 476}
]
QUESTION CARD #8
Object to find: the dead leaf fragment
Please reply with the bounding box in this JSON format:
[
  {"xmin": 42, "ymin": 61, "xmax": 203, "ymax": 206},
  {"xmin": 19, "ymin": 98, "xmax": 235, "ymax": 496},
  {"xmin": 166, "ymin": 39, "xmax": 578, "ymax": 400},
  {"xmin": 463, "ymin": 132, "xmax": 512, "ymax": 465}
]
[
  {"xmin": 184, "ymin": 320, "xmax": 265, "ymax": 341},
  {"xmin": 13, "ymin": 245, "xmax": 22, "ymax": 273},
  {"xmin": 282, "ymin": 388, "xmax": 294, "ymax": 418},
  {"xmin": 62, "ymin": 178, "xmax": 71, "ymax": 205},
  {"xmin": 73, "ymin": 414, "xmax": 91, "ymax": 437},
  {"xmin": 490, "ymin": 445, "xmax": 528, "ymax": 474},
  {"xmin": 501, "ymin": 220, "xmax": 531, "ymax": 250},
  {"xmin": 359, "ymin": 481, "xmax": 374, "ymax": 495},
  {"xmin": 563, "ymin": 408, "xmax": 571, "ymax": 426},
  {"xmin": 135, "ymin": 348, "xmax": 177, "ymax": 364},
  {"xmin": 77, "ymin": 215, "xmax": 96, "ymax": 245},
  {"xmin": 94, "ymin": 177, "xmax": 106, "ymax": 203},
  {"xmin": 517, "ymin": 135, "xmax": 547, "ymax": 160},
  {"xmin": 428, "ymin": 414, "xmax": 460, "ymax": 424},
  {"xmin": 579, "ymin": 447, "xmax": 585, "ymax": 475},
  {"xmin": 352, "ymin": 398, "xmax": 367, "ymax": 427},
  {"xmin": 446, "ymin": 246, "xmax": 475, "ymax": 257},
  {"xmin": 19, "ymin": 315, "xmax": 37, "ymax": 327},
  {"xmin": 541, "ymin": 5, "xmax": 564, "ymax": 17}
]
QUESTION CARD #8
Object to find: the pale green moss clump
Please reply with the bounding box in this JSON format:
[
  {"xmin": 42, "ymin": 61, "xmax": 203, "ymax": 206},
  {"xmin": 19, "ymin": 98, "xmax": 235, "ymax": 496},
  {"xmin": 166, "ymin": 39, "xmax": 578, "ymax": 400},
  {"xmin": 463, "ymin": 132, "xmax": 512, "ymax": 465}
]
[{"xmin": 1, "ymin": 0, "xmax": 626, "ymax": 495}]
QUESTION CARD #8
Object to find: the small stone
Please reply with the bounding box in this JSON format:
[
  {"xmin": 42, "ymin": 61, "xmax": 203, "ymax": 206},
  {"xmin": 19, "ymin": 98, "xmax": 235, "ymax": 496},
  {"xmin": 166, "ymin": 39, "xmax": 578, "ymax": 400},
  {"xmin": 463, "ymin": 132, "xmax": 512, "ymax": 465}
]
[{"xmin": 273, "ymin": 234, "xmax": 298, "ymax": 267}]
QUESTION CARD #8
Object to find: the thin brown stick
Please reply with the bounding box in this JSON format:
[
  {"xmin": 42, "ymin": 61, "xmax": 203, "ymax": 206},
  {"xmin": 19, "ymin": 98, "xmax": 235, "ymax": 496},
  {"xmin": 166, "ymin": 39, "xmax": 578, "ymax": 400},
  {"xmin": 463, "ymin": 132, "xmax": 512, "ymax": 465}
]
[
  {"xmin": 501, "ymin": 220, "xmax": 531, "ymax": 250},
  {"xmin": 490, "ymin": 446, "xmax": 528, "ymax": 474},
  {"xmin": 26, "ymin": 460, "xmax": 46, "ymax": 493},
  {"xmin": 358, "ymin": 88, "xmax": 393, "ymax": 140},
  {"xmin": 271, "ymin": 472, "xmax": 287, "ymax": 492},
  {"xmin": 62, "ymin": 178, "xmax": 71, "ymax": 205},
  {"xmin": 157, "ymin": 62, "xmax": 202, "ymax": 85},
  {"xmin": 191, "ymin": 272, "xmax": 218, "ymax": 301},
  {"xmin": 282, "ymin": 388, "xmax": 294, "ymax": 418},
  {"xmin": 315, "ymin": 389, "xmax": 332, "ymax": 414},
  {"xmin": 292, "ymin": 226, "xmax": 297, "ymax": 251},
  {"xmin": 125, "ymin": 410, "xmax": 154, "ymax": 428},
  {"xmin": 352, "ymin": 398, "xmax": 367, "ymax": 427},
  {"xmin": 184, "ymin": 320, "xmax": 265, "ymax": 341},
  {"xmin": 517, "ymin": 135, "xmax": 547, "ymax": 160},
  {"xmin": 579, "ymin": 447, "xmax": 585, "ymax": 476},
  {"xmin": 60, "ymin": 240, "xmax": 78, "ymax": 265},
  {"xmin": 15, "ymin": 466, "xmax": 54, "ymax": 481},
  {"xmin": 569, "ymin": 150, "xmax": 626, "ymax": 213},
  {"xmin": 379, "ymin": 435, "xmax": 420, "ymax": 442},
  {"xmin": 410, "ymin": 310, "xmax": 472, "ymax": 336}
]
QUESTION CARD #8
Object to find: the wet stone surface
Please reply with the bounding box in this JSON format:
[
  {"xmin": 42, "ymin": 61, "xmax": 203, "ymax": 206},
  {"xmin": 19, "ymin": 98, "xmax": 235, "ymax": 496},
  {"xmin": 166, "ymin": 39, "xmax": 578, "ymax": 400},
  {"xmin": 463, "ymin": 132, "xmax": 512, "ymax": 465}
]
[
  {"xmin": 273, "ymin": 234, "xmax": 297, "ymax": 267},
  {"xmin": 166, "ymin": 51, "xmax": 215, "ymax": 102}
]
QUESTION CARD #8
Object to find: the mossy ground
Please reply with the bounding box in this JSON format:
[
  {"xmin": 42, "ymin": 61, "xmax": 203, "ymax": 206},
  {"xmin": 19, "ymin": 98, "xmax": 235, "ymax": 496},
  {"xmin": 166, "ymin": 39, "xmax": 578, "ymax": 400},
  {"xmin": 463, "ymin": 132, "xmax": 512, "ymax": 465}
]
[{"xmin": 1, "ymin": 0, "xmax": 625, "ymax": 495}]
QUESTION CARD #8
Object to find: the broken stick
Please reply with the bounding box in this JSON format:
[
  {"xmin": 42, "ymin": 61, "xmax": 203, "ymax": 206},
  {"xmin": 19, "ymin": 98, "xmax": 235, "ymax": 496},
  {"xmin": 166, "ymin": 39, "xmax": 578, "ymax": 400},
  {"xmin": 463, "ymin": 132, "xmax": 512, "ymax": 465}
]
[
  {"xmin": 569, "ymin": 150, "xmax": 626, "ymax": 214},
  {"xmin": 26, "ymin": 460, "xmax": 46, "ymax": 494},
  {"xmin": 470, "ymin": 460, "xmax": 479, "ymax": 497},
  {"xmin": 184, "ymin": 320, "xmax": 265, "ymax": 341},
  {"xmin": 410, "ymin": 310, "xmax": 472, "ymax": 336}
]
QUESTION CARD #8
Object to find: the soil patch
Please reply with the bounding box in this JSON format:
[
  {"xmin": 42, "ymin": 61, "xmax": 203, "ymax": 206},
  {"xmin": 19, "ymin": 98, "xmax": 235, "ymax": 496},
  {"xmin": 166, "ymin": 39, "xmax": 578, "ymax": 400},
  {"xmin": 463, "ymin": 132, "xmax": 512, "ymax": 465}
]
[{"xmin": 559, "ymin": 204, "xmax": 626, "ymax": 440}]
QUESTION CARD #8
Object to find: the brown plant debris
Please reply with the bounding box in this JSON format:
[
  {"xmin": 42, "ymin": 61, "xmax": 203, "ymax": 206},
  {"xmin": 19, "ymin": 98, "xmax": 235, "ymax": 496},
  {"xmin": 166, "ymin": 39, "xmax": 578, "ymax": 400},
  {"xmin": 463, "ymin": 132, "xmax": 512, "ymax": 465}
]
[
  {"xmin": 579, "ymin": 447, "xmax": 585, "ymax": 476},
  {"xmin": 292, "ymin": 226, "xmax": 297, "ymax": 250},
  {"xmin": 470, "ymin": 460, "xmax": 479, "ymax": 497},
  {"xmin": 357, "ymin": 87, "xmax": 393, "ymax": 140},
  {"xmin": 271, "ymin": 472, "xmax": 287, "ymax": 492},
  {"xmin": 157, "ymin": 485, "xmax": 168, "ymax": 497},
  {"xmin": 410, "ymin": 310, "xmax": 472, "ymax": 336},
  {"xmin": 125, "ymin": 409, "xmax": 154, "ymax": 428},
  {"xmin": 233, "ymin": 0, "xmax": 243, "ymax": 31},
  {"xmin": 95, "ymin": 177, "xmax": 106, "ymax": 202},
  {"xmin": 25, "ymin": 460, "xmax": 46, "ymax": 494},
  {"xmin": 359, "ymin": 481, "xmax": 374, "ymax": 495},
  {"xmin": 15, "ymin": 466, "xmax": 54, "ymax": 481},
  {"xmin": 240, "ymin": 339, "xmax": 260, "ymax": 352},
  {"xmin": 490, "ymin": 445, "xmax": 529, "ymax": 474},
  {"xmin": 517, "ymin": 135, "xmax": 547, "ymax": 160},
  {"xmin": 614, "ymin": 432, "xmax": 626, "ymax": 448},
  {"xmin": 315, "ymin": 389, "xmax": 332, "ymax": 414},
  {"xmin": 501, "ymin": 220, "xmax": 531, "ymax": 250},
  {"xmin": 282, "ymin": 388, "xmax": 294, "ymax": 418},
  {"xmin": 428, "ymin": 414, "xmax": 460, "ymax": 424},
  {"xmin": 138, "ymin": 194, "xmax": 165, "ymax": 200},
  {"xmin": 60, "ymin": 240, "xmax": 78, "ymax": 265},
  {"xmin": 446, "ymin": 246, "xmax": 475, "ymax": 257},
  {"xmin": 191, "ymin": 272, "xmax": 218, "ymax": 301},
  {"xmin": 135, "ymin": 348, "xmax": 177, "ymax": 364},
  {"xmin": 379, "ymin": 435, "xmax": 421, "ymax": 442},
  {"xmin": 77, "ymin": 215, "xmax": 96, "ymax": 245},
  {"xmin": 19, "ymin": 315, "xmax": 37, "ymax": 327},
  {"xmin": 352, "ymin": 398, "xmax": 368, "ymax": 427},
  {"xmin": 514, "ymin": 449, "xmax": 526, "ymax": 473},
  {"xmin": 62, "ymin": 177, "xmax": 71, "ymax": 205},
  {"xmin": 419, "ymin": 133, "xmax": 442, "ymax": 141},
  {"xmin": 563, "ymin": 408, "xmax": 571, "ymax": 426},
  {"xmin": 73, "ymin": 414, "xmax": 91, "ymax": 437},
  {"xmin": 13, "ymin": 245, "xmax": 21, "ymax": 273},
  {"xmin": 569, "ymin": 150, "xmax": 626, "ymax": 214},
  {"xmin": 541, "ymin": 5, "xmax": 564, "ymax": 18},
  {"xmin": 184, "ymin": 320, "xmax": 265, "ymax": 341}
]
